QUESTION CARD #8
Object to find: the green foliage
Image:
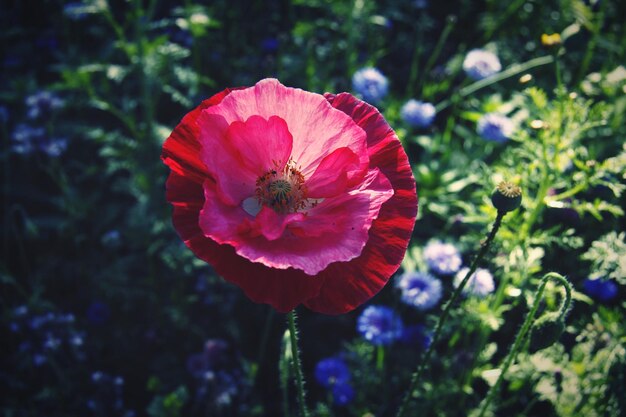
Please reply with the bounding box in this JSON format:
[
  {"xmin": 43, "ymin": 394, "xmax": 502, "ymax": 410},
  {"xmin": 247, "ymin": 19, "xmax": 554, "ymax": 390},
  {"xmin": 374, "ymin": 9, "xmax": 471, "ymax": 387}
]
[
  {"xmin": 147, "ymin": 386, "xmax": 190, "ymax": 417},
  {"xmin": 582, "ymin": 231, "xmax": 626, "ymax": 284},
  {"xmin": 1, "ymin": 0, "xmax": 624, "ymax": 416}
]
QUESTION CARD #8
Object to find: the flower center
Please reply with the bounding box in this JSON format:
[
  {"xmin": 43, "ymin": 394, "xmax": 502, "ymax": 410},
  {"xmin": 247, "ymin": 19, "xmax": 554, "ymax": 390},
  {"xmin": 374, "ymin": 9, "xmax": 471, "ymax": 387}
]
[
  {"xmin": 256, "ymin": 159, "xmax": 308, "ymax": 214},
  {"xmin": 497, "ymin": 181, "xmax": 522, "ymax": 198}
]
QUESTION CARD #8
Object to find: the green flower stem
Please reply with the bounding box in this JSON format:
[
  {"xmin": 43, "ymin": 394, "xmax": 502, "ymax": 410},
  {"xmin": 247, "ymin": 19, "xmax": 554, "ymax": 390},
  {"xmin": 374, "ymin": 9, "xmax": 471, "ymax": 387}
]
[
  {"xmin": 476, "ymin": 272, "xmax": 572, "ymax": 417},
  {"xmin": 287, "ymin": 310, "xmax": 310, "ymax": 417},
  {"xmin": 279, "ymin": 330, "xmax": 291, "ymax": 417},
  {"xmin": 405, "ymin": 19, "xmax": 424, "ymax": 98},
  {"xmin": 482, "ymin": 0, "xmax": 526, "ymax": 42},
  {"xmin": 575, "ymin": 1, "xmax": 605, "ymax": 85},
  {"xmin": 435, "ymin": 55, "xmax": 555, "ymax": 113},
  {"xmin": 253, "ymin": 308, "xmax": 275, "ymax": 385},
  {"xmin": 410, "ymin": 15, "xmax": 456, "ymax": 96},
  {"xmin": 376, "ymin": 345, "xmax": 385, "ymax": 371},
  {"xmin": 396, "ymin": 210, "xmax": 505, "ymax": 417},
  {"xmin": 546, "ymin": 181, "xmax": 588, "ymax": 203},
  {"xmin": 345, "ymin": 0, "xmax": 359, "ymax": 78}
]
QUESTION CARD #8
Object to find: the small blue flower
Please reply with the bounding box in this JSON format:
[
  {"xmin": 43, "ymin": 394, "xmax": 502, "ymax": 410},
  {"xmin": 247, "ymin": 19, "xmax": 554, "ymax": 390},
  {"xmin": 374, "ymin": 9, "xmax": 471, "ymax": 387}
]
[
  {"xmin": 36, "ymin": 35, "xmax": 59, "ymax": 50},
  {"xmin": 170, "ymin": 28, "xmax": 193, "ymax": 48},
  {"xmin": 477, "ymin": 113, "xmax": 515, "ymax": 143},
  {"xmin": 63, "ymin": 2, "xmax": 89, "ymax": 20},
  {"xmin": 26, "ymin": 91, "xmax": 64, "ymax": 120},
  {"xmin": 92, "ymin": 371, "xmax": 105, "ymax": 383},
  {"xmin": 11, "ymin": 124, "xmax": 67, "ymax": 156},
  {"xmin": 401, "ymin": 100, "xmax": 436, "ymax": 128},
  {"xmin": 423, "ymin": 240, "xmax": 462, "ymax": 275},
  {"xmin": 14, "ymin": 305, "xmax": 28, "ymax": 316},
  {"xmin": 331, "ymin": 383, "xmax": 355, "ymax": 406},
  {"xmin": 41, "ymin": 138, "xmax": 68, "ymax": 157},
  {"xmin": 63, "ymin": 1, "xmax": 105, "ymax": 20},
  {"xmin": 352, "ymin": 67, "xmax": 389, "ymax": 104},
  {"xmin": 69, "ymin": 332, "xmax": 84, "ymax": 346},
  {"xmin": 12, "ymin": 124, "xmax": 45, "ymax": 154},
  {"xmin": 400, "ymin": 324, "xmax": 432, "ymax": 350},
  {"xmin": 0, "ymin": 106, "xmax": 8, "ymax": 123},
  {"xmin": 261, "ymin": 37, "xmax": 279, "ymax": 53},
  {"xmin": 87, "ymin": 301, "xmax": 110, "ymax": 325},
  {"xmin": 43, "ymin": 334, "xmax": 61, "ymax": 350},
  {"xmin": 454, "ymin": 267, "xmax": 495, "ymax": 297},
  {"xmin": 357, "ymin": 305, "xmax": 403, "ymax": 346},
  {"xmin": 33, "ymin": 353, "xmax": 47, "ymax": 366},
  {"xmin": 29, "ymin": 313, "xmax": 53, "ymax": 330},
  {"xmin": 396, "ymin": 271, "xmax": 442, "ymax": 310},
  {"xmin": 463, "ymin": 49, "xmax": 502, "ymax": 80},
  {"xmin": 314, "ymin": 357, "xmax": 351, "ymax": 388},
  {"xmin": 101, "ymin": 230, "xmax": 122, "ymax": 248},
  {"xmin": 187, "ymin": 353, "xmax": 211, "ymax": 378},
  {"xmin": 583, "ymin": 278, "xmax": 618, "ymax": 302}
]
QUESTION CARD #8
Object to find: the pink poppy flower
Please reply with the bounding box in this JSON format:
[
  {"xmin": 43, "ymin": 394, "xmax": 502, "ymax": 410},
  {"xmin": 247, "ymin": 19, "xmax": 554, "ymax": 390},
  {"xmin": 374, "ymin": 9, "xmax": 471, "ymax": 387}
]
[{"xmin": 162, "ymin": 79, "xmax": 417, "ymax": 314}]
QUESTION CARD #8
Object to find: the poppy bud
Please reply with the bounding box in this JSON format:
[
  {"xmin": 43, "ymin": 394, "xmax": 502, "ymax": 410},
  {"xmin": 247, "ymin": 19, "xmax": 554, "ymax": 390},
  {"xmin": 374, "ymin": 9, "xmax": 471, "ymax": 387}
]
[
  {"xmin": 491, "ymin": 181, "xmax": 522, "ymax": 213},
  {"xmin": 529, "ymin": 312, "xmax": 565, "ymax": 353}
]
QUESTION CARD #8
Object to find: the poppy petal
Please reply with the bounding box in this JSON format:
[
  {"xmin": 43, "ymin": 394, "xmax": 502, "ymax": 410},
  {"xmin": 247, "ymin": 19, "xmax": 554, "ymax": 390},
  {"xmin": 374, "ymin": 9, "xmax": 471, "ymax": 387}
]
[{"xmin": 304, "ymin": 93, "xmax": 417, "ymax": 314}]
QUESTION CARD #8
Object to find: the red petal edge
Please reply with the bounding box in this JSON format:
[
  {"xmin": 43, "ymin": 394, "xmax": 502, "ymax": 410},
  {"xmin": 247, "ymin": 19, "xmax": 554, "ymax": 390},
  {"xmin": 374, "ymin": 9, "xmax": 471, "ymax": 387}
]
[
  {"xmin": 303, "ymin": 93, "xmax": 418, "ymax": 314},
  {"xmin": 162, "ymin": 88, "xmax": 417, "ymax": 314}
]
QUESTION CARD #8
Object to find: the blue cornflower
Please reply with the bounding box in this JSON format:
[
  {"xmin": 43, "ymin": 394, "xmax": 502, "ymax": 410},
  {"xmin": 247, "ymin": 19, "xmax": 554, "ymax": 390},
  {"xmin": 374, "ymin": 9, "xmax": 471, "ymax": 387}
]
[
  {"xmin": 400, "ymin": 99, "xmax": 436, "ymax": 128},
  {"xmin": 33, "ymin": 353, "xmax": 47, "ymax": 366},
  {"xmin": 357, "ymin": 305, "xmax": 403, "ymax": 346},
  {"xmin": 14, "ymin": 305, "xmax": 28, "ymax": 316},
  {"xmin": 477, "ymin": 113, "xmax": 515, "ymax": 143},
  {"xmin": 63, "ymin": 1, "xmax": 106, "ymax": 20},
  {"xmin": 43, "ymin": 334, "xmax": 62, "ymax": 350},
  {"xmin": 314, "ymin": 357, "xmax": 351, "ymax": 388},
  {"xmin": 41, "ymin": 137, "xmax": 68, "ymax": 157},
  {"xmin": 101, "ymin": 230, "xmax": 121, "ymax": 248},
  {"xmin": 170, "ymin": 28, "xmax": 193, "ymax": 48},
  {"xmin": 423, "ymin": 240, "xmax": 462, "ymax": 275},
  {"xmin": 583, "ymin": 278, "xmax": 618, "ymax": 302},
  {"xmin": 69, "ymin": 332, "xmax": 84, "ymax": 347},
  {"xmin": 11, "ymin": 124, "xmax": 67, "ymax": 156},
  {"xmin": 87, "ymin": 301, "xmax": 111, "ymax": 325},
  {"xmin": 396, "ymin": 271, "xmax": 442, "ymax": 310},
  {"xmin": 463, "ymin": 49, "xmax": 502, "ymax": 80},
  {"xmin": 12, "ymin": 124, "xmax": 45, "ymax": 154},
  {"xmin": 352, "ymin": 67, "xmax": 389, "ymax": 104},
  {"xmin": 63, "ymin": 2, "xmax": 89, "ymax": 20},
  {"xmin": 0, "ymin": 106, "xmax": 8, "ymax": 123},
  {"xmin": 331, "ymin": 383, "xmax": 355, "ymax": 406},
  {"xmin": 261, "ymin": 37, "xmax": 279, "ymax": 52},
  {"xmin": 26, "ymin": 91, "xmax": 64, "ymax": 120},
  {"xmin": 400, "ymin": 324, "xmax": 432, "ymax": 350},
  {"xmin": 454, "ymin": 267, "xmax": 495, "ymax": 297}
]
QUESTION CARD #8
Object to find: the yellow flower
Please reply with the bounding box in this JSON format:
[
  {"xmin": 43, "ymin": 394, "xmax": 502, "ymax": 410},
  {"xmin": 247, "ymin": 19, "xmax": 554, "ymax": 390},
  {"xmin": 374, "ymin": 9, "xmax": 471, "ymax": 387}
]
[{"xmin": 541, "ymin": 33, "xmax": 562, "ymax": 48}]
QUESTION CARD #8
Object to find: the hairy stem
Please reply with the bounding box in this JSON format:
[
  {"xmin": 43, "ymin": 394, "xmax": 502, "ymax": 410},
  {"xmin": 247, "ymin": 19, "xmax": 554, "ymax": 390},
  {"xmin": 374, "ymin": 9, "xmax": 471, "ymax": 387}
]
[
  {"xmin": 476, "ymin": 272, "xmax": 572, "ymax": 417},
  {"xmin": 396, "ymin": 211, "xmax": 505, "ymax": 417},
  {"xmin": 287, "ymin": 310, "xmax": 310, "ymax": 417}
]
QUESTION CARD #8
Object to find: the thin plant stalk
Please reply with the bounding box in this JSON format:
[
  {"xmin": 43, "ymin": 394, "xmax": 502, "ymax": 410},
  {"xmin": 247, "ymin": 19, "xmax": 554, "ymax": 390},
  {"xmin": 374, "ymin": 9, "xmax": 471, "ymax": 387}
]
[
  {"xmin": 287, "ymin": 310, "xmax": 310, "ymax": 417},
  {"xmin": 376, "ymin": 345, "xmax": 385, "ymax": 371},
  {"xmin": 416, "ymin": 16, "xmax": 457, "ymax": 95},
  {"xmin": 435, "ymin": 55, "xmax": 555, "ymax": 113},
  {"xmin": 476, "ymin": 272, "xmax": 572, "ymax": 417},
  {"xmin": 279, "ymin": 329, "xmax": 291, "ymax": 417},
  {"xmin": 253, "ymin": 308, "xmax": 275, "ymax": 385},
  {"xmin": 396, "ymin": 211, "xmax": 505, "ymax": 417}
]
